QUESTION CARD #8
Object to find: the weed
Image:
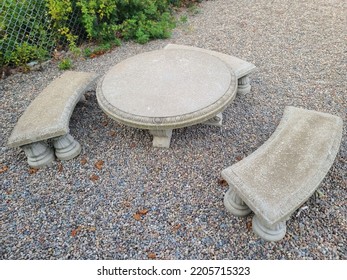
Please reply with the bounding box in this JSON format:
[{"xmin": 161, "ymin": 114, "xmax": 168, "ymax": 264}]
[{"xmin": 58, "ymin": 58, "xmax": 73, "ymax": 70}]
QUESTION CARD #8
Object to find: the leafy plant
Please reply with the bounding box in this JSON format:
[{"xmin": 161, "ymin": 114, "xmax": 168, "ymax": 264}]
[
  {"xmin": 1, "ymin": 0, "xmax": 54, "ymax": 66},
  {"xmin": 58, "ymin": 58, "xmax": 73, "ymax": 70},
  {"xmin": 1, "ymin": 0, "xmax": 202, "ymax": 68}
]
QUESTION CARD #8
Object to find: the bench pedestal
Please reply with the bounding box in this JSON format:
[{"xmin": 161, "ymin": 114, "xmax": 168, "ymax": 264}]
[
  {"xmin": 21, "ymin": 142, "xmax": 55, "ymax": 168},
  {"xmin": 224, "ymin": 186, "xmax": 286, "ymax": 241},
  {"xmin": 224, "ymin": 188, "xmax": 252, "ymax": 216},
  {"xmin": 53, "ymin": 134, "xmax": 81, "ymax": 160},
  {"xmin": 252, "ymin": 216, "xmax": 286, "ymax": 242},
  {"xmin": 237, "ymin": 75, "xmax": 251, "ymax": 94}
]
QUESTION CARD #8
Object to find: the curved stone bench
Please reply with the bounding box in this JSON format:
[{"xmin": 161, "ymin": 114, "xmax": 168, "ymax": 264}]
[
  {"xmin": 222, "ymin": 106, "xmax": 343, "ymax": 241},
  {"xmin": 7, "ymin": 71, "xmax": 99, "ymax": 168},
  {"xmin": 163, "ymin": 44, "xmax": 256, "ymax": 94}
]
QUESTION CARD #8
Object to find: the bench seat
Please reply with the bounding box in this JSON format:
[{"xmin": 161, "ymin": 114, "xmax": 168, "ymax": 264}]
[
  {"xmin": 8, "ymin": 71, "xmax": 99, "ymax": 168},
  {"xmin": 222, "ymin": 106, "xmax": 343, "ymax": 241},
  {"xmin": 164, "ymin": 44, "xmax": 256, "ymax": 94}
]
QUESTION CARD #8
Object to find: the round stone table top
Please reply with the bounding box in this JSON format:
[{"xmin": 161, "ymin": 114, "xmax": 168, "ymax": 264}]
[{"xmin": 96, "ymin": 49, "xmax": 237, "ymax": 130}]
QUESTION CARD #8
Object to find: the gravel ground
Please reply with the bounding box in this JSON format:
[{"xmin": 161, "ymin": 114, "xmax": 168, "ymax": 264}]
[{"xmin": 0, "ymin": 0, "xmax": 346, "ymax": 260}]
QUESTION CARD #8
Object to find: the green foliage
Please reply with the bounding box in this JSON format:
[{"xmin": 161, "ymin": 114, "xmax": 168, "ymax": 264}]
[
  {"xmin": 1, "ymin": 0, "xmax": 201, "ymax": 68},
  {"xmin": 0, "ymin": 0, "xmax": 54, "ymax": 66},
  {"xmin": 45, "ymin": 0, "xmax": 80, "ymax": 50},
  {"xmin": 10, "ymin": 43, "xmax": 48, "ymax": 66},
  {"xmin": 120, "ymin": 10, "xmax": 175, "ymax": 44},
  {"xmin": 76, "ymin": 0, "xmax": 118, "ymax": 41},
  {"xmin": 58, "ymin": 58, "xmax": 73, "ymax": 70},
  {"xmin": 179, "ymin": 15, "xmax": 188, "ymax": 23},
  {"xmin": 75, "ymin": 0, "xmax": 176, "ymax": 44}
]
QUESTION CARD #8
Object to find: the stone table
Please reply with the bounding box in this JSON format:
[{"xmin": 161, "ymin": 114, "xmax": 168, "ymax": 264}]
[{"xmin": 96, "ymin": 49, "xmax": 237, "ymax": 148}]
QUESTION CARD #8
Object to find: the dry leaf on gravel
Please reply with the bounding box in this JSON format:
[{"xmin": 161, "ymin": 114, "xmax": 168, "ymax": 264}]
[
  {"xmin": 133, "ymin": 213, "xmax": 142, "ymax": 221},
  {"xmin": 172, "ymin": 224, "xmax": 181, "ymax": 231},
  {"xmin": 148, "ymin": 253, "xmax": 156, "ymax": 259},
  {"xmin": 138, "ymin": 209, "xmax": 149, "ymax": 215},
  {"xmin": 133, "ymin": 209, "xmax": 149, "ymax": 221},
  {"xmin": 0, "ymin": 166, "xmax": 9, "ymax": 173},
  {"xmin": 246, "ymin": 220, "xmax": 252, "ymax": 231},
  {"xmin": 109, "ymin": 130, "xmax": 117, "ymax": 137},
  {"xmin": 71, "ymin": 228, "xmax": 79, "ymax": 237},
  {"xmin": 80, "ymin": 158, "xmax": 87, "ymax": 165},
  {"xmin": 235, "ymin": 155, "xmax": 243, "ymax": 161},
  {"xmin": 95, "ymin": 160, "xmax": 104, "ymax": 170},
  {"xmin": 71, "ymin": 226, "xmax": 95, "ymax": 237},
  {"xmin": 28, "ymin": 168, "xmax": 39, "ymax": 174},
  {"xmin": 218, "ymin": 178, "xmax": 228, "ymax": 187},
  {"xmin": 57, "ymin": 162, "xmax": 63, "ymax": 172},
  {"xmin": 90, "ymin": 174, "xmax": 99, "ymax": 181}
]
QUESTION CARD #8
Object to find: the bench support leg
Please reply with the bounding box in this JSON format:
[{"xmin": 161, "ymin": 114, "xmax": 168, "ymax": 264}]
[
  {"xmin": 21, "ymin": 141, "xmax": 55, "ymax": 168},
  {"xmin": 53, "ymin": 134, "xmax": 81, "ymax": 160},
  {"xmin": 252, "ymin": 216, "xmax": 286, "ymax": 242},
  {"xmin": 237, "ymin": 75, "xmax": 251, "ymax": 94},
  {"xmin": 203, "ymin": 112, "xmax": 223, "ymax": 126},
  {"xmin": 224, "ymin": 188, "xmax": 252, "ymax": 216},
  {"xmin": 149, "ymin": 129, "xmax": 172, "ymax": 148}
]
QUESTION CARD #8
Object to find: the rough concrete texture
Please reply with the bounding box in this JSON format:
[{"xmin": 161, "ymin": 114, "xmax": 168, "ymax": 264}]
[
  {"xmin": 7, "ymin": 71, "xmax": 99, "ymax": 147},
  {"xmin": 164, "ymin": 44, "xmax": 256, "ymax": 79},
  {"xmin": 96, "ymin": 49, "xmax": 237, "ymax": 130},
  {"xmin": 222, "ymin": 106, "xmax": 343, "ymax": 226}
]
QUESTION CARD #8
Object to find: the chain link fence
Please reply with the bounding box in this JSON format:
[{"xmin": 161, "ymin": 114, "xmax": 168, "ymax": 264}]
[{"xmin": 0, "ymin": 0, "xmax": 83, "ymax": 67}]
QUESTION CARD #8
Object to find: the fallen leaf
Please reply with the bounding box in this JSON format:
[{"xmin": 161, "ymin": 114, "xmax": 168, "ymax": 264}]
[
  {"xmin": 57, "ymin": 162, "xmax": 63, "ymax": 172},
  {"xmin": 29, "ymin": 168, "xmax": 39, "ymax": 174},
  {"xmin": 235, "ymin": 155, "xmax": 243, "ymax": 161},
  {"xmin": 90, "ymin": 174, "xmax": 99, "ymax": 181},
  {"xmin": 95, "ymin": 160, "xmax": 104, "ymax": 170},
  {"xmin": 0, "ymin": 165, "xmax": 9, "ymax": 173},
  {"xmin": 218, "ymin": 178, "xmax": 228, "ymax": 187},
  {"xmin": 172, "ymin": 224, "xmax": 181, "ymax": 231},
  {"xmin": 133, "ymin": 213, "xmax": 142, "ymax": 221},
  {"xmin": 148, "ymin": 253, "xmax": 156, "ymax": 259},
  {"xmin": 138, "ymin": 209, "xmax": 149, "ymax": 215},
  {"xmin": 71, "ymin": 228, "xmax": 79, "ymax": 237},
  {"xmin": 80, "ymin": 158, "xmax": 87, "ymax": 165},
  {"xmin": 246, "ymin": 220, "xmax": 252, "ymax": 231},
  {"xmin": 109, "ymin": 130, "xmax": 117, "ymax": 137}
]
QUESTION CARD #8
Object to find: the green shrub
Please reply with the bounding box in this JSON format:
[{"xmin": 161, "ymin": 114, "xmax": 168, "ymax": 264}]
[
  {"xmin": 58, "ymin": 58, "xmax": 73, "ymax": 70},
  {"xmin": 0, "ymin": 0, "xmax": 201, "ymax": 68},
  {"xmin": 0, "ymin": 0, "xmax": 54, "ymax": 66},
  {"xmin": 75, "ymin": 0, "xmax": 176, "ymax": 43}
]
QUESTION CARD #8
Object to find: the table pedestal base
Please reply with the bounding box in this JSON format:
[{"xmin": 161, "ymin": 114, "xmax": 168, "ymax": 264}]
[
  {"xmin": 203, "ymin": 112, "xmax": 223, "ymax": 126},
  {"xmin": 149, "ymin": 129, "xmax": 173, "ymax": 148},
  {"xmin": 149, "ymin": 113, "xmax": 224, "ymax": 148}
]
